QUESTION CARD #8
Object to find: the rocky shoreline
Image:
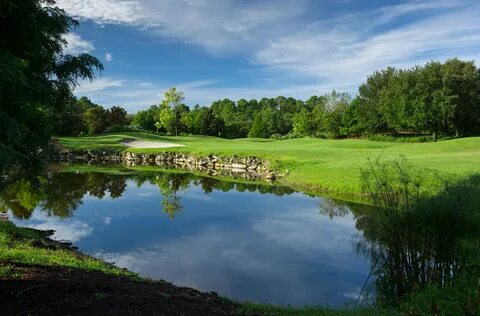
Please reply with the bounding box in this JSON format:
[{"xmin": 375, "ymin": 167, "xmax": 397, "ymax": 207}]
[{"xmin": 54, "ymin": 149, "xmax": 280, "ymax": 182}]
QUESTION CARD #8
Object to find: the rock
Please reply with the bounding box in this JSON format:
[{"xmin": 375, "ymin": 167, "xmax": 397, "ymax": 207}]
[
  {"xmin": 51, "ymin": 149, "xmax": 282, "ymax": 182},
  {"xmin": 231, "ymin": 163, "xmax": 246, "ymax": 170},
  {"xmin": 265, "ymin": 172, "xmax": 276, "ymax": 182}
]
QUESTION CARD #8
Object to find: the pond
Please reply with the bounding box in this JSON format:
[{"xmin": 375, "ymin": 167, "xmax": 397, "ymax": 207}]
[{"xmin": 2, "ymin": 168, "xmax": 374, "ymax": 307}]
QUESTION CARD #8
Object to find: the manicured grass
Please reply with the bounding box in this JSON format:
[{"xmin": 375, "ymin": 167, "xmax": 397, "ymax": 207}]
[{"xmin": 58, "ymin": 132, "xmax": 480, "ymax": 195}]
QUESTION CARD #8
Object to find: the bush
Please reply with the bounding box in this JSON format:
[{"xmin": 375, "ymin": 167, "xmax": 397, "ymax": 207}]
[
  {"xmin": 103, "ymin": 125, "xmax": 141, "ymax": 133},
  {"xmin": 365, "ymin": 134, "xmax": 457, "ymax": 143},
  {"xmin": 399, "ymin": 276, "xmax": 480, "ymax": 316}
]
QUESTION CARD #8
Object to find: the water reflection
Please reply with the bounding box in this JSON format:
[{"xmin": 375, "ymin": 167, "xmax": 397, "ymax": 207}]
[
  {"xmin": 0, "ymin": 168, "xmax": 369, "ymax": 307},
  {"xmin": 0, "ymin": 171, "xmax": 300, "ymax": 220}
]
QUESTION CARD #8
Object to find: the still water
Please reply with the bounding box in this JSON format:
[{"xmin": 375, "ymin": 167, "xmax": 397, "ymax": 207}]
[{"xmin": 3, "ymin": 170, "xmax": 372, "ymax": 307}]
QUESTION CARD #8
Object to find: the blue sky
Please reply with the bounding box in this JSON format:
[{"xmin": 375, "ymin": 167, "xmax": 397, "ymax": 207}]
[{"xmin": 56, "ymin": 0, "xmax": 480, "ymax": 112}]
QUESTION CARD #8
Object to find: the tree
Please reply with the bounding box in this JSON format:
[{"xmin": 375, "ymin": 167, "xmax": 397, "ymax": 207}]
[
  {"xmin": 52, "ymin": 96, "xmax": 87, "ymax": 136},
  {"xmin": 320, "ymin": 91, "xmax": 350, "ymax": 138},
  {"xmin": 131, "ymin": 106, "xmax": 158, "ymax": 131},
  {"xmin": 441, "ymin": 59, "xmax": 480, "ymax": 136},
  {"xmin": 357, "ymin": 68, "xmax": 396, "ymax": 134},
  {"xmin": 106, "ymin": 106, "xmax": 129, "ymax": 127},
  {"xmin": 342, "ymin": 97, "xmax": 361, "ymax": 136},
  {"xmin": 0, "ymin": 0, "xmax": 102, "ymax": 168},
  {"xmin": 358, "ymin": 59, "xmax": 480, "ymax": 139},
  {"xmin": 248, "ymin": 107, "xmax": 277, "ymax": 138},
  {"xmin": 158, "ymin": 106, "xmax": 176, "ymax": 134},
  {"xmin": 83, "ymin": 106, "xmax": 107, "ymax": 135},
  {"xmin": 293, "ymin": 109, "xmax": 316, "ymax": 136},
  {"xmin": 193, "ymin": 107, "xmax": 224, "ymax": 136},
  {"xmin": 163, "ymin": 87, "xmax": 185, "ymax": 136}
]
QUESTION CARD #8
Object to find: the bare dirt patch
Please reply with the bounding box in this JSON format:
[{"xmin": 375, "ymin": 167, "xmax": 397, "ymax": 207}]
[
  {"xmin": 120, "ymin": 138, "xmax": 185, "ymax": 149},
  {"xmin": 0, "ymin": 264, "xmax": 238, "ymax": 315}
]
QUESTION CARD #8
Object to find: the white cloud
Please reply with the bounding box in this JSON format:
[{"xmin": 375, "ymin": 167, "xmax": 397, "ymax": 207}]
[
  {"xmin": 75, "ymin": 77, "xmax": 125, "ymax": 94},
  {"xmin": 105, "ymin": 52, "xmax": 113, "ymax": 62},
  {"xmin": 30, "ymin": 220, "xmax": 93, "ymax": 243},
  {"xmin": 255, "ymin": 0, "xmax": 480, "ymax": 90},
  {"xmin": 60, "ymin": 0, "xmax": 480, "ymax": 106},
  {"xmin": 55, "ymin": 0, "xmax": 145, "ymax": 25},
  {"xmin": 55, "ymin": 0, "xmax": 305, "ymax": 53},
  {"xmin": 62, "ymin": 33, "xmax": 94, "ymax": 54},
  {"xmin": 91, "ymin": 211, "xmax": 368, "ymax": 305}
]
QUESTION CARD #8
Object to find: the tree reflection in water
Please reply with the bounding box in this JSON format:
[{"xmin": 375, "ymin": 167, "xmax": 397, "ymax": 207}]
[{"xmin": 0, "ymin": 170, "xmax": 298, "ymax": 220}]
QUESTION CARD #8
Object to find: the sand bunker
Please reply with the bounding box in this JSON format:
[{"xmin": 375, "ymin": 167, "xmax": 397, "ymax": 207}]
[{"xmin": 120, "ymin": 139, "xmax": 185, "ymax": 149}]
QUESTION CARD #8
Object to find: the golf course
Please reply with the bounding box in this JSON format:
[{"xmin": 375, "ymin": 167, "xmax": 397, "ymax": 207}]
[{"xmin": 59, "ymin": 132, "xmax": 480, "ymax": 195}]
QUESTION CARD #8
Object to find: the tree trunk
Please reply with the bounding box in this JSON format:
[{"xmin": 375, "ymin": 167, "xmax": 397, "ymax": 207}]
[{"xmin": 175, "ymin": 107, "xmax": 178, "ymax": 136}]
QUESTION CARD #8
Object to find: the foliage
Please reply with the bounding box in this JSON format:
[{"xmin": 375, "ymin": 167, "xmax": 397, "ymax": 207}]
[
  {"xmin": 359, "ymin": 157, "xmax": 480, "ymax": 309},
  {"xmin": 358, "ymin": 59, "xmax": 480, "ymax": 139},
  {"xmin": 293, "ymin": 109, "xmax": 316, "ymax": 136},
  {"xmin": 106, "ymin": 106, "xmax": 129, "ymax": 127},
  {"xmin": 158, "ymin": 106, "xmax": 176, "ymax": 134},
  {"xmin": 248, "ymin": 107, "xmax": 278, "ymax": 138},
  {"xmin": 84, "ymin": 106, "xmax": 107, "ymax": 135},
  {"xmin": 52, "ymin": 97, "xmax": 132, "ymax": 136},
  {"xmin": 131, "ymin": 106, "xmax": 158, "ymax": 131},
  {"xmin": 162, "ymin": 87, "xmax": 185, "ymax": 136},
  {"xmin": 0, "ymin": 0, "xmax": 103, "ymax": 167}
]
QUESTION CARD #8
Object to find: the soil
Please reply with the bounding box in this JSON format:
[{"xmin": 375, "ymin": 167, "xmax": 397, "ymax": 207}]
[{"xmin": 0, "ymin": 264, "xmax": 240, "ymax": 315}]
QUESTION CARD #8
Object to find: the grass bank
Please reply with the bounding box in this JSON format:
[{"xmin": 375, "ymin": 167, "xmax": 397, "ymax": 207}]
[
  {"xmin": 0, "ymin": 221, "xmax": 393, "ymax": 315},
  {"xmin": 59, "ymin": 132, "xmax": 480, "ymax": 196}
]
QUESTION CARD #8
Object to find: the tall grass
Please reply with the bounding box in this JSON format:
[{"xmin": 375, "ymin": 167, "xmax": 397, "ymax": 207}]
[{"xmin": 359, "ymin": 157, "xmax": 480, "ymax": 314}]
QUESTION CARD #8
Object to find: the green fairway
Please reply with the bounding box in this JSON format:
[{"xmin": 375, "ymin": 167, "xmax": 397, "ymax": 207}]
[{"xmin": 58, "ymin": 132, "xmax": 480, "ymax": 194}]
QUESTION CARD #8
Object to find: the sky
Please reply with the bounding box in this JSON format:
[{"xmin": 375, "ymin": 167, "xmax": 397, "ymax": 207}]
[{"xmin": 55, "ymin": 0, "xmax": 480, "ymax": 112}]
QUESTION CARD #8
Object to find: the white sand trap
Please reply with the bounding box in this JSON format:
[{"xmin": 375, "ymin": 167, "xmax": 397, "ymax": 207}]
[{"xmin": 120, "ymin": 139, "xmax": 185, "ymax": 149}]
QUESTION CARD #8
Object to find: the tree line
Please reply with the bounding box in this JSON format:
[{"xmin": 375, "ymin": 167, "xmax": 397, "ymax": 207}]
[
  {"xmin": 54, "ymin": 96, "xmax": 130, "ymax": 136},
  {"xmin": 95, "ymin": 58, "xmax": 479, "ymax": 141}
]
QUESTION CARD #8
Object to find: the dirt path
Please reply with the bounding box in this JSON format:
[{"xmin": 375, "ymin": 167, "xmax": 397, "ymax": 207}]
[{"xmin": 120, "ymin": 139, "xmax": 185, "ymax": 149}]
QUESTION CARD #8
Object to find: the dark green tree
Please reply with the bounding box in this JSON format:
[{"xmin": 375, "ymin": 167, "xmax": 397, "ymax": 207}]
[
  {"xmin": 83, "ymin": 106, "xmax": 107, "ymax": 135},
  {"xmin": 0, "ymin": 0, "xmax": 102, "ymax": 167},
  {"xmin": 248, "ymin": 107, "xmax": 277, "ymax": 138},
  {"xmin": 293, "ymin": 109, "xmax": 316, "ymax": 136},
  {"xmin": 52, "ymin": 95, "xmax": 87, "ymax": 136},
  {"xmin": 357, "ymin": 68, "xmax": 396, "ymax": 134},
  {"xmin": 106, "ymin": 106, "xmax": 129, "ymax": 127},
  {"xmin": 131, "ymin": 107, "xmax": 158, "ymax": 131},
  {"xmin": 442, "ymin": 59, "xmax": 480, "ymax": 136}
]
